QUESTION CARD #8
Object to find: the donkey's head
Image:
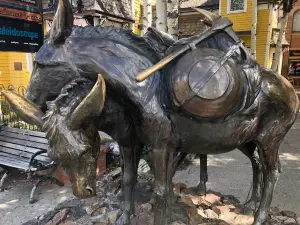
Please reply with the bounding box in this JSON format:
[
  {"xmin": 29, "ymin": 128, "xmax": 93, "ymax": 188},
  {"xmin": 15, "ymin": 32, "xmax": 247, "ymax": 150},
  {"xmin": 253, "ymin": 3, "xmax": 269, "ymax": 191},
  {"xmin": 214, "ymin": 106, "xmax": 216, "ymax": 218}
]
[{"xmin": 2, "ymin": 75, "xmax": 106, "ymax": 198}]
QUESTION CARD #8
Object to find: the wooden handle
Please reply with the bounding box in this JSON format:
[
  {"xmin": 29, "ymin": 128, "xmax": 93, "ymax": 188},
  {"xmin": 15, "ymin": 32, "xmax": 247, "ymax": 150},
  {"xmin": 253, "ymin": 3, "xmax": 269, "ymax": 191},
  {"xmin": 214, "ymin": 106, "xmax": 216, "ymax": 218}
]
[{"xmin": 135, "ymin": 46, "xmax": 189, "ymax": 82}]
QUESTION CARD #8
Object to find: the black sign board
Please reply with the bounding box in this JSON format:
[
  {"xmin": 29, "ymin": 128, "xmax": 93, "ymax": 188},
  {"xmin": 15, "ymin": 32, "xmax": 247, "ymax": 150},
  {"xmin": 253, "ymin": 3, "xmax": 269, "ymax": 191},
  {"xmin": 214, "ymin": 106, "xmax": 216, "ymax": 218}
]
[{"xmin": 0, "ymin": 17, "xmax": 43, "ymax": 52}]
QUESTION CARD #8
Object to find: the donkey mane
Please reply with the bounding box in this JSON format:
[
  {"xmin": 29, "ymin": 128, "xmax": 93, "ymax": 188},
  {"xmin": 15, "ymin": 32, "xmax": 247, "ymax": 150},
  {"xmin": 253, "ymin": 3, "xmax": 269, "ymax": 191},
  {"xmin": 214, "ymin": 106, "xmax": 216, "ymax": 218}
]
[
  {"xmin": 43, "ymin": 25, "xmax": 162, "ymax": 63},
  {"xmin": 42, "ymin": 78, "xmax": 92, "ymax": 136}
]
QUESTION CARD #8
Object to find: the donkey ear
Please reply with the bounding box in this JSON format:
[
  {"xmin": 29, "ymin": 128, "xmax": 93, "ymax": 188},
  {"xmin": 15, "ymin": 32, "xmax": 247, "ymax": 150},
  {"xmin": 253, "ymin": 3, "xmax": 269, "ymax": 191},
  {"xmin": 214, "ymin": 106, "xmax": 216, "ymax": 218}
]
[
  {"xmin": 68, "ymin": 74, "xmax": 106, "ymax": 130},
  {"xmin": 49, "ymin": 0, "xmax": 74, "ymax": 45},
  {"xmin": 1, "ymin": 91, "xmax": 44, "ymax": 126}
]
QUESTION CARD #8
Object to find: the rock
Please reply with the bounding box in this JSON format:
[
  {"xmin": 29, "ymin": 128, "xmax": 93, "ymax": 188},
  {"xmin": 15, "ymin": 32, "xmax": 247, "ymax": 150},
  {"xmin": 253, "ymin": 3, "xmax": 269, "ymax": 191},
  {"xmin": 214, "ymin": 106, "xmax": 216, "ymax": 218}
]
[
  {"xmin": 45, "ymin": 209, "xmax": 69, "ymax": 225},
  {"xmin": 270, "ymin": 206, "xmax": 281, "ymax": 216},
  {"xmin": 62, "ymin": 218, "xmax": 92, "ymax": 225},
  {"xmin": 284, "ymin": 218, "xmax": 296, "ymax": 224},
  {"xmin": 219, "ymin": 211, "xmax": 239, "ymax": 224},
  {"xmin": 221, "ymin": 195, "xmax": 240, "ymax": 204},
  {"xmin": 188, "ymin": 194, "xmax": 205, "ymax": 206},
  {"xmin": 22, "ymin": 219, "xmax": 39, "ymax": 225},
  {"xmin": 233, "ymin": 215, "xmax": 254, "ymax": 225},
  {"xmin": 296, "ymin": 217, "xmax": 300, "ymax": 224},
  {"xmin": 69, "ymin": 205, "xmax": 86, "ymax": 219},
  {"xmin": 182, "ymin": 187, "xmax": 197, "ymax": 195},
  {"xmin": 180, "ymin": 195, "xmax": 197, "ymax": 208},
  {"xmin": 196, "ymin": 207, "xmax": 207, "ymax": 218},
  {"xmin": 186, "ymin": 208, "xmax": 204, "ymax": 225},
  {"xmin": 138, "ymin": 159, "xmax": 151, "ymax": 173},
  {"xmin": 108, "ymin": 209, "xmax": 120, "ymax": 224},
  {"xmin": 211, "ymin": 206, "xmax": 221, "ymax": 215},
  {"xmin": 90, "ymin": 214, "xmax": 109, "ymax": 224},
  {"xmin": 276, "ymin": 216, "xmax": 289, "ymax": 221},
  {"xmin": 107, "ymin": 167, "xmax": 122, "ymax": 179},
  {"xmin": 203, "ymin": 209, "xmax": 219, "ymax": 219},
  {"xmin": 139, "ymin": 203, "xmax": 152, "ymax": 212},
  {"xmin": 85, "ymin": 203, "xmax": 105, "ymax": 216},
  {"xmin": 171, "ymin": 221, "xmax": 186, "ymax": 225},
  {"xmin": 203, "ymin": 193, "xmax": 222, "ymax": 205},
  {"xmin": 281, "ymin": 210, "xmax": 297, "ymax": 218},
  {"xmin": 173, "ymin": 183, "xmax": 187, "ymax": 195},
  {"xmin": 55, "ymin": 199, "xmax": 81, "ymax": 210},
  {"xmin": 213, "ymin": 205, "xmax": 232, "ymax": 215}
]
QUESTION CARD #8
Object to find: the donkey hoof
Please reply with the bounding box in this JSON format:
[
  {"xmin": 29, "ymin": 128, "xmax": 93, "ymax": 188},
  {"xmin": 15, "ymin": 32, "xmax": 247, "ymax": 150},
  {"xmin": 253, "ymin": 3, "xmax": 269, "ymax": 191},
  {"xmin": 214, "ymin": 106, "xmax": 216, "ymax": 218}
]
[
  {"xmin": 240, "ymin": 206, "xmax": 255, "ymax": 216},
  {"xmin": 241, "ymin": 200, "xmax": 258, "ymax": 215},
  {"xmin": 29, "ymin": 198, "xmax": 37, "ymax": 204},
  {"xmin": 196, "ymin": 184, "xmax": 206, "ymax": 196}
]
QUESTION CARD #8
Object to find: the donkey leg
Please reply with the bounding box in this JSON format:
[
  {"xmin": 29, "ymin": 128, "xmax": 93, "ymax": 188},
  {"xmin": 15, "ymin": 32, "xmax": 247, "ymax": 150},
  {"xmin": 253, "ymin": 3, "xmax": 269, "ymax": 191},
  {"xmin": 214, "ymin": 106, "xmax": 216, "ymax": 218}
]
[
  {"xmin": 151, "ymin": 148, "xmax": 174, "ymax": 225},
  {"xmin": 197, "ymin": 154, "xmax": 208, "ymax": 196},
  {"xmin": 253, "ymin": 144, "xmax": 280, "ymax": 225},
  {"xmin": 117, "ymin": 142, "xmax": 142, "ymax": 225},
  {"xmin": 239, "ymin": 143, "xmax": 262, "ymax": 215}
]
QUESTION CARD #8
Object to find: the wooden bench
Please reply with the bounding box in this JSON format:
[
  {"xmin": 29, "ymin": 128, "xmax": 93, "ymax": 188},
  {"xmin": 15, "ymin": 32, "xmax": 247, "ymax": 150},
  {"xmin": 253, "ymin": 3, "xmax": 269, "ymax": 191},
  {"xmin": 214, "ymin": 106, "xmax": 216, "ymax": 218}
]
[{"xmin": 0, "ymin": 125, "xmax": 63, "ymax": 203}]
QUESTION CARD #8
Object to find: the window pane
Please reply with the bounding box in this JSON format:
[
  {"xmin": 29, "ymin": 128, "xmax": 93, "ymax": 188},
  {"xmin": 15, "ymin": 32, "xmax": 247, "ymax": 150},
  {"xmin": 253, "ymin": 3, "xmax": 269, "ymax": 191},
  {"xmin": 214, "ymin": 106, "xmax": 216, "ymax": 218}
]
[
  {"xmin": 230, "ymin": 0, "xmax": 245, "ymax": 11},
  {"xmin": 293, "ymin": 11, "xmax": 300, "ymax": 32}
]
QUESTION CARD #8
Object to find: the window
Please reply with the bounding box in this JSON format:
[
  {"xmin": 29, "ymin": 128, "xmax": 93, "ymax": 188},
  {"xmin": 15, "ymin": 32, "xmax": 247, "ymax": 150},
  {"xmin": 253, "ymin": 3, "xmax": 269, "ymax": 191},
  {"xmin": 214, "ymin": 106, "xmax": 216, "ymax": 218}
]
[
  {"xmin": 293, "ymin": 10, "xmax": 300, "ymax": 32},
  {"xmin": 228, "ymin": 0, "xmax": 247, "ymax": 13}
]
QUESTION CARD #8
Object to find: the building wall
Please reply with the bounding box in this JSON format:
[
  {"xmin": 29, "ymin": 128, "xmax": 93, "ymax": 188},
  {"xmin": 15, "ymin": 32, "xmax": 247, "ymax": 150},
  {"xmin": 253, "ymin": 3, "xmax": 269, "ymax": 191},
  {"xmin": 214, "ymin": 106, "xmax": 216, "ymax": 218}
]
[
  {"xmin": 220, "ymin": 0, "xmax": 252, "ymax": 32},
  {"xmin": 0, "ymin": 52, "xmax": 29, "ymax": 89},
  {"xmin": 133, "ymin": 0, "xmax": 142, "ymax": 34},
  {"xmin": 179, "ymin": 12, "xmax": 212, "ymax": 38},
  {"xmin": 220, "ymin": 0, "xmax": 277, "ymax": 68},
  {"xmin": 239, "ymin": 35, "xmax": 251, "ymax": 47},
  {"xmin": 257, "ymin": 7, "xmax": 273, "ymax": 67},
  {"xmin": 282, "ymin": 0, "xmax": 300, "ymax": 77}
]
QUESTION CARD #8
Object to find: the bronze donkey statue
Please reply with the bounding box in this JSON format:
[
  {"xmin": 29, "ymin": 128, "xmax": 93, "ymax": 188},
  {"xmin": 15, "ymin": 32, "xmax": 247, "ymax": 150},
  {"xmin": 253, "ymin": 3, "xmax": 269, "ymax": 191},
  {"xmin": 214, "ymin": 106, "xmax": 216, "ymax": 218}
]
[{"xmin": 3, "ymin": 0, "xmax": 299, "ymax": 224}]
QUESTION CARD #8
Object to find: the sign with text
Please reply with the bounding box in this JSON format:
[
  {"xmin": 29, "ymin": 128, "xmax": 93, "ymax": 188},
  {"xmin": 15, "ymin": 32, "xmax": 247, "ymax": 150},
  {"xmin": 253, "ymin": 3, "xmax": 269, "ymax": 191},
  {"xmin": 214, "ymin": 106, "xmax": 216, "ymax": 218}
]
[
  {"xmin": 0, "ymin": 6, "xmax": 42, "ymax": 23},
  {"xmin": 0, "ymin": 17, "xmax": 43, "ymax": 52}
]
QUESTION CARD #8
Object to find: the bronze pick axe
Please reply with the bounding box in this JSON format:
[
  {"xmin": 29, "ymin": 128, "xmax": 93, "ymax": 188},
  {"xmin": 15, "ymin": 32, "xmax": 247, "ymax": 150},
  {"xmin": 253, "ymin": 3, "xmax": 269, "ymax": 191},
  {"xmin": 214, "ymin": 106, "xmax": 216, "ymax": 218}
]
[{"xmin": 135, "ymin": 8, "xmax": 230, "ymax": 82}]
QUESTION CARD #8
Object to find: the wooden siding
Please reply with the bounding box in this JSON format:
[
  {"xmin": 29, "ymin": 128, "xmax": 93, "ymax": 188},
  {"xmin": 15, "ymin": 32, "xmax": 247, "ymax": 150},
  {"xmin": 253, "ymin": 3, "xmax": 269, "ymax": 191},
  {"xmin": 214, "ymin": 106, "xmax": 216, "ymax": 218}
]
[
  {"xmin": 256, "ymin": 8, "xmax": 271, "ymax": 66},
  {"xmin": 239, "ymin": 35, "xmax": 251, "ymax": 47},
  {"xmin": 220, "ymin": 0, "xmax": 252, "ymax": 32},
  {"xmin": 0, "ymin": 52, "xmax": 29, "ymax": 88},
  {"xmin": 0, "ymin": 52, "xmax": 10, "ymax": 87},
  {"xmin": 133, "ymin": 0, "xmax": 142, "ymax": 34}
]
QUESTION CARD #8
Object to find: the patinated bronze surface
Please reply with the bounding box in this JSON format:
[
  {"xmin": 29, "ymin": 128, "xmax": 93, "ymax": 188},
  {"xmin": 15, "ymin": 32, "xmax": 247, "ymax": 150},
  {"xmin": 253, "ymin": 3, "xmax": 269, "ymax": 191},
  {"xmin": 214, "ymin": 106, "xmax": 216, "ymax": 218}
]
[{"xmin": 2, "ymin": 0, "xmax": 299, "ymax": 225}]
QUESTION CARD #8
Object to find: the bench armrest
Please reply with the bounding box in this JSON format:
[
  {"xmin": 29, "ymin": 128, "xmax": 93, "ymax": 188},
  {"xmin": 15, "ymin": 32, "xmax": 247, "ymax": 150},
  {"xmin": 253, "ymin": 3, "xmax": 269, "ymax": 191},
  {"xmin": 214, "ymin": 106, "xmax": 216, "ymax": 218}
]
[
  {"xmin": 27, "ymin": 161, "xmax": 57, "ymax": 172},
  {"xmin": 28, "ymin": 150, "xmax": 57, "ymax": 172}
]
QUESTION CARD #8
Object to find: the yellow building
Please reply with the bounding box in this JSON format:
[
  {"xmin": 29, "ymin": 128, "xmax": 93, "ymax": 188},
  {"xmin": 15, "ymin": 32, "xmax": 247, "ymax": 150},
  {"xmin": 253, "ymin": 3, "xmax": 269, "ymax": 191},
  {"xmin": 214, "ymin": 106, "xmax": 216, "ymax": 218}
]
[
  {"xmin": 0, "ymin": 0, "xmax": 139, "ymax": 91},
  {"xmin": 0, "ymin": 51, "xmax": 33, "ymax": 90},
  {"xmin": 220, "ymin": 0, "xmax": 289, "ymax": 72}
]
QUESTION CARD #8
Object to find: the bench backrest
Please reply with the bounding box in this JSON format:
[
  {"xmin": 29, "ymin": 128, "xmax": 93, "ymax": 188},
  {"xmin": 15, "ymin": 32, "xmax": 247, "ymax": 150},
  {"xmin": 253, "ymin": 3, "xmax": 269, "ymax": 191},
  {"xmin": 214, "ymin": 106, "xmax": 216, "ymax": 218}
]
[{"xmin": 0, "ymin": 126, "xmax": 51, "ymax": 169}]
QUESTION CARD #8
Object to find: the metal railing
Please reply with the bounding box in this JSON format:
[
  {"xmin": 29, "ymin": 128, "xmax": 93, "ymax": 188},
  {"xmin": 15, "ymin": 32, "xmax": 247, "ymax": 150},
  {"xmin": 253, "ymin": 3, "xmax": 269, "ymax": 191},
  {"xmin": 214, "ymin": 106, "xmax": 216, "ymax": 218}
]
[{"xmin": 0, "ymin": 85, "xmax": 41, "ymax": 131}]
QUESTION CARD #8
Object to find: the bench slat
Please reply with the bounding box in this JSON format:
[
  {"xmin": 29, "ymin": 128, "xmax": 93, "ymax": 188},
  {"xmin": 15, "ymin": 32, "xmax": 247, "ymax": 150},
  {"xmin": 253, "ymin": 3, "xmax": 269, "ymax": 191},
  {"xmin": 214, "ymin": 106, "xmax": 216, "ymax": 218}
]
[
  {"xmin": 0, "ymin": 131, "xmax": 48, "ymax": 144},
  {"xmin": 0, "ymin": 145, "xmax": 51, "ymax": 163},
  {"xmin": 0, "ymin": 151, "xmax": 30, "ymax": 163},
  {"xmin": 0, "ymin": 127, "xmax": 52, "ymax": 170},
  {"xmin": 1, "ymin": 126, "xmax": 46, "ymax": 138},
  {"xmin": 0, "ymin": 136, "xmax": 48, "ymax": 150},
  {"xmin": 0, "ymin": 140, "xmax": 49, "ymax": 156},
  {"xmin": 0, "ymin": 157, "xmax": 28, "ymax": 170}
]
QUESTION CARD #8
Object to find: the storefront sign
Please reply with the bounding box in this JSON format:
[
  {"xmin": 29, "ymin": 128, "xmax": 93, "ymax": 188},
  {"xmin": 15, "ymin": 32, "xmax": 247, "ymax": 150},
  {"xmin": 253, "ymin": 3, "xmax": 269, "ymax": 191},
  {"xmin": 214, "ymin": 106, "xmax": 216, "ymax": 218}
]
[
  {"xmin": 0, "ymin": 6, "xmax": 42, "ymax": 23},
  {"xmin": 0, "ymin": 17, "xmax": 43, "ymax": 52},
  {"xmin": 0, "ymin": 0, "xmax": 43, "ymax": 52}
]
